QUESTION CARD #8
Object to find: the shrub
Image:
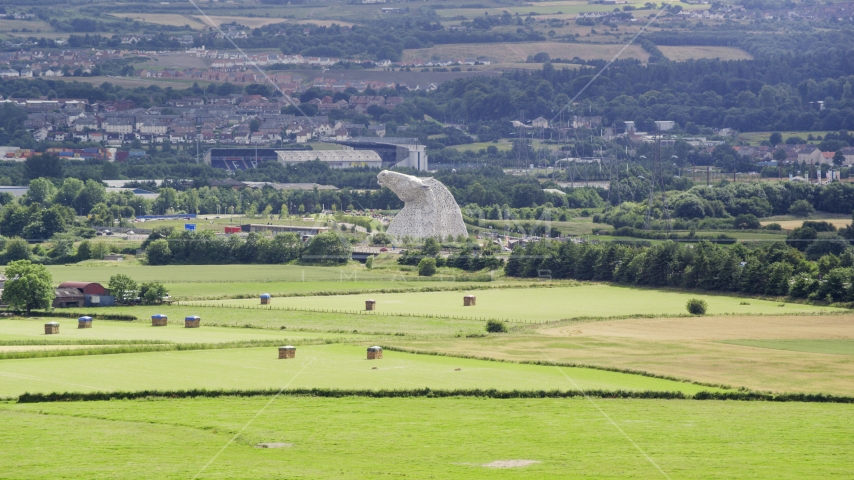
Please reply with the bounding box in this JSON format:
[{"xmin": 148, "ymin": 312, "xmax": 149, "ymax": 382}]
[
  {"xmin": 371, "ymin": 232, "xmax": 392, "ymax": 245},
  {"xmin": 417, "ymin": 257, "xmax": 437, "ymax": 277},
  {"xmin": 789, "ymin": 199, "xmax": 815, "ymax": 217},
  {"xmin": 733, "ymin": 214, "xmax": 760, "ymax": 230},
  {"xmin": 686, "ymin": 298, "xmax": 707, "ymax": 315},
  {"xmin": 365, "ymin": 256, "xmax": 373, "ymax": 270},
  {"xmin": 485, "ymin": 319, "xmax": 508, "ymax": 333}
]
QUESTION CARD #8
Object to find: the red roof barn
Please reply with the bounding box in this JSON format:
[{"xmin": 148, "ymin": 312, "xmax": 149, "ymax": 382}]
[{"xmin": 58, "ymin": 281, "xmax": 108, "ymax": 296}]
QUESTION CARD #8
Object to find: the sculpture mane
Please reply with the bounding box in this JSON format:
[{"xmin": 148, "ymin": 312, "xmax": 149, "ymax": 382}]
[{"xmin": 377, "ymin": 170, "xmax": 468, "ymax": 240}]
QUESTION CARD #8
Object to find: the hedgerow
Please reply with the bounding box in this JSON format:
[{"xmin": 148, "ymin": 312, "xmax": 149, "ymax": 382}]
[{"xmin": 15, "ymin": 388, "xmax": 854, "ymax": 404}]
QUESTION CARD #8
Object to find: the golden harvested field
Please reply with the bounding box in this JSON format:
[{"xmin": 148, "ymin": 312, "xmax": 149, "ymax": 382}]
[
  {"xmin": 537, "ymin": 314, "xmax": 854, "ymax": 341},
  {"xmin": 109, "ymin": 13, "xmax": 353, "ymax": 30},
  {"xmin": 658, "ymin": 46, "xmax": 753, "ymax": 61},
  {"xmin": 107, "ymin": 13, "xmax": 206, "ymax": 28},
  {"xmin": 197, "ymin": 15, "xmax": 354, "ymax": 28},
  {"xmin": 434, "ymin": 1, "xmax": 708, "ymax": 18},
  {"xmin": 0, "ymin": 19, "xmax": 54, "ymax": 32},
  {"xmin": 762, "ymin": 219, "xmax": 852, "ymax": 230},
  {"xmin": 390, "ymin": 314, "xmax": 854, "ymax": 394},
  {"xmin": 403, "ymin": 42, "xmax": 649, "ymax": 63}
]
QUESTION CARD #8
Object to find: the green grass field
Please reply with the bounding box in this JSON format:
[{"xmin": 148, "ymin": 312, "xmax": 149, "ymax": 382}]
[
  {"xmin": 29, "ymin": 263, "xmax": 524, "ymax": 299},
  {"xmin": 33, "ymin": 264, "xmax": 387, "ymax": 285},
  {"xmin": 0, "ymin": 318, "xmax": 348, "ymax": 344},
  {"xmin": 738, "ymin": 131, "xmax": 832, "ymax": 146},
  {"xmin": 104, "ymin": 304, "xmax": 486, "ymax": 336},
  {"xmin": 0, "ymin": 344, "xmax": 716, "ymax": 397},
  {"xmin": 189, "ymin": 285, "xmax": 839, "ymax": 323},
  {"xmin": 2, "ymin": 397, "xmax": 852, "ymax": 479},
  {"xmin": 720, "ymin": 339, "xmax": 854, "ymax": 356}
]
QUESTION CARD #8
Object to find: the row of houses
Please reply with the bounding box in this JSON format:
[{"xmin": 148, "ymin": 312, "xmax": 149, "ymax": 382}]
[
  {"xmin": 18, "ymin": 94, "xmax": 395, "ymax": 147},
  {"xmin": 735, "ymin": 144, "xmax": 854, "ymax": 166},
  {"xmin": 0, "ymin": 48, "xmax": 128, "ymax": 77}
]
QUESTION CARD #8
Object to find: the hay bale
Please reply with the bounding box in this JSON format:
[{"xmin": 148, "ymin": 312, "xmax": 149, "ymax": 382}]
[
  {"xmin": 151, "ymin": 314, "xmax": 168, "ymax": 327},
  {"xmin": 367, "ymin": 346, "xmax": 383, "ymax": 360},
  {"xmin": 44, "ymin": 322, "xmax": 59, "ymax": 335},
  {"xmin": 184, "ymin": 316, "xmax": 201, "ymax": 328},
  {"xmin": 260, "ymin": 293, "xmax": 271, "ymax": 305},
  {"xmin": 278, "ymin": 345, "xmax": 296, "ymax": 359},
  {"xmin": 365, "ymin": 299, "xmax": 376, "ymax": 311},
  {"xmin": 464, "ymin": 295, "xmax": 476, "ymax": 306},
  {"xmin": 77, "ymin": 316, "xmax": 93, "ymax": 329}
]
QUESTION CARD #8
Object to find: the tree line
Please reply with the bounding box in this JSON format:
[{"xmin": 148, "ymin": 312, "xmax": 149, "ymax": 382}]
[
  {"xmin": 505, "ymin": 236, "xmax": 854, "ymax": 303},
  {"xmin": 144, "ymin": 229, "xmax": 352, "ymax": 266}
]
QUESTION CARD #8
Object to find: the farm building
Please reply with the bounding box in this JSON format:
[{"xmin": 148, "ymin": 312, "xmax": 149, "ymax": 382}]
[
  {"xmin": 53, "ymin": 288, "xmax": 85, "ymax": 308},
  {"xmin": 55, "ymin": 281, "xmax": 115, "ymax": 307}
]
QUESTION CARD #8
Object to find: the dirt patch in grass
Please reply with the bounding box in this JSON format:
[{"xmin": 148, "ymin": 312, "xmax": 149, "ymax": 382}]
[
  {"xmin": 255, "ymin": 442, "xmax": 293, "ymax": 448},
  {"xmin": 483, "ymin": 460, "xmax": 540, "ymax": 468},
  {"xmin": 537, "ymin": 315, "xmax": 854, "ymax": 341}
]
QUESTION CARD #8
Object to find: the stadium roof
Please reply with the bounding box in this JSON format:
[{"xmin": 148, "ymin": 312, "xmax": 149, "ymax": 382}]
[{"xmin": 275, "ymin": 150, "xmax": 382, "ymax": 163}]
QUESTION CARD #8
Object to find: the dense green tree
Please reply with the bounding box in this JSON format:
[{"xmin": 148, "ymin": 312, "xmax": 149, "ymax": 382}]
[
  {"xmin": 4, "ymin": 237, "xmax": 31, "ymax": 261},
  {"xmin": 302, "ymin": 232, "xmax": 350, "ymax": 264},
  {"xmin": 789, "ymin": 200, "xmax": 815, "ymax": 217},
  {"xmin": 140, "ymin": 282, "xmax": 168, "ymax": 304},
  {"xmin": 2, "ymin": 260, "xmax": 54, "ymax": 313},
  {"xmin": 146, "ymin": 239, "xmax": 172, "ymax": 265},
  {"xmin": 108, "ymin": 274, "xmax": 138, "ymax": 305},
  {"xmin": 26, "ymin": 178, "xmax": 56, "ymax": 205},
  {"xmin": 418, "ymin": 257, "xmax": 437, "ymax": 276},
  {"xmin": 24, "ymin": 154, "xmax": 63, "ymax": 180}
]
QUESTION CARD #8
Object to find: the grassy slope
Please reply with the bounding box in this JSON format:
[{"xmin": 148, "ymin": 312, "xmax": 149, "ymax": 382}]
[
  {"xmin": 2, "ymin": 397, "xmax": 852, "ymax": 479},
  {"xmin": 0, "ymin": 344, "xmax": 717, "ymax": 397},
  {"xmin": 192, "ymin": 284, "xmax": 838, "ymax": 322}
]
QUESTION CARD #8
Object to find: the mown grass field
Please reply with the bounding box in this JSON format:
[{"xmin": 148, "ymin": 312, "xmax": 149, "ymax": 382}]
[
  {"xmin": 2, "ymin": 397, "xmax": 852, "ymax": 479},
  {"xmin": 0, "ymin": 344, "xmax": 716, "ymax": 397},
  {"xmin": 104, "ymin": 304, "xmax": 487, "ymax": 336},
  {"xmin": 34, "ymin": 263, "xmax": 388, "ymax": 285},
  {"xmin": 738, "ymin": 130, "xmax": 832, "ymax": 145},
  {"xmin": 0, "ymin": 318, "xmax": 348, "ymax": 344},
  {"xmin": 194, "ymin": 284, "xmax": 838, "ymax": 322}
]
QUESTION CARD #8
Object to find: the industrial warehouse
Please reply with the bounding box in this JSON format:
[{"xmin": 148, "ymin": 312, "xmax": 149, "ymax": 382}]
[{"xmin": 203, "ymin": 138, "xmax": 428, "ymax": 172}]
